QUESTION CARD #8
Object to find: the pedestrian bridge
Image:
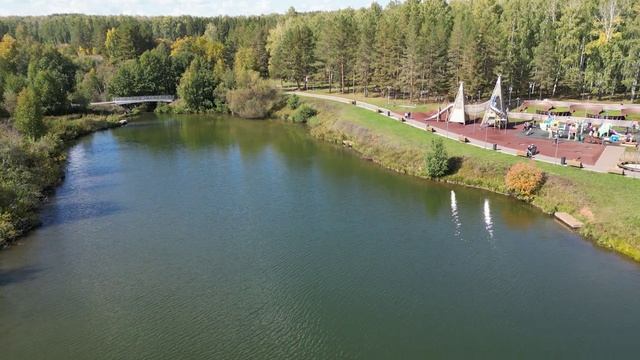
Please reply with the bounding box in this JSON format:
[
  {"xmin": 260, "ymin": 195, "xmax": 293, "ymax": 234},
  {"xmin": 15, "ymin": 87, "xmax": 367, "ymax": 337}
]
[{"xmin": 90, "ymin": 95, "xmax": 175, "ymax": 106}]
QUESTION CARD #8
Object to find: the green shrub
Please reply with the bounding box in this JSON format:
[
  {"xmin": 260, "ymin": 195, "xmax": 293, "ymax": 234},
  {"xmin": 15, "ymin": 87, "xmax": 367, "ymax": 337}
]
[
  {"xmin": 227, "ymin": 70, "xmax": 280, "ymax": 119},
  {"xmin": 287, "ymin": 94, "xmax": 300, "ymax": 109},
  {"xmin": 155, "ymin": 103, "xmax": 172, "ymax": 114},
  {"xmin": 425, "ymin": 138, "xmax": 449, "ymax": 178},
  {"xmin": 292, "ymin": 104, "xmax": 317, "ymax": 123},
  {"xmin": 0, "ymin": 212, "xmax": 18, "ymax": 243}
]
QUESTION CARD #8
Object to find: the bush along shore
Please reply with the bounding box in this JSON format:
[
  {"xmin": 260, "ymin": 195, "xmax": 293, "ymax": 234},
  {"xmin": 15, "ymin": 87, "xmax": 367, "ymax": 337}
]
[
  {"xmin": 291, "ymin": 98, "xmax": 640, "ymax": 263},
  {"xmin": 0, "ymin": 114, "xmax": 124, "ymax": 246}
]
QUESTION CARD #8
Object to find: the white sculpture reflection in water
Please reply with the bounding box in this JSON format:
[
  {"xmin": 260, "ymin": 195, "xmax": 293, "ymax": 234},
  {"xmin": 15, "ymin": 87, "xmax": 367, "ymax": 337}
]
[
  {"xmin": 483, "ymin": 198, "xmax": 494, "ymax": 239},
  {"xmin": 450, "ymin": 190, "xmax": 462, "ymax": 238}
]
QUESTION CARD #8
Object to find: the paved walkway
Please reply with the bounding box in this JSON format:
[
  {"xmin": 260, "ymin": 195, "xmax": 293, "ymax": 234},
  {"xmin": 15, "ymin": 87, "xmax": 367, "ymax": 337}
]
[
  {"xmin": 292, "ymin": 91, "xmax": 639, "ymax": 179},
  {"xmin": 594, "ymin": 146, "xmax": 626, "ymax": 172}
]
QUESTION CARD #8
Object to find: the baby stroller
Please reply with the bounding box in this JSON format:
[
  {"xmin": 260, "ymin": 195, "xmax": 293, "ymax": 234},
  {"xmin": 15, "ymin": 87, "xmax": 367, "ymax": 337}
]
[
  {"xmin": 526, "ymin": 144, "xmax": 538, "ymax": 158},
  {"xmin": 522, "ymin": 122, "xmax": 534, "ymax": 136}
]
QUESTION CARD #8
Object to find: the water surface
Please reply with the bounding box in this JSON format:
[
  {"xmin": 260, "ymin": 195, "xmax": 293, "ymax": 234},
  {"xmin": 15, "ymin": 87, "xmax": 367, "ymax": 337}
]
[{"xmin": 1, "ymin": 114, "xmax": 639, "ymax": 359}]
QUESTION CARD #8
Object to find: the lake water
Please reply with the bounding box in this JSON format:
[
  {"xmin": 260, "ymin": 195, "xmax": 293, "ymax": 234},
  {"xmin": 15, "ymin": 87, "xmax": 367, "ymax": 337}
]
[{"xmin": 1, "ymin": 114, "xmax": 639, "ymax": 359}]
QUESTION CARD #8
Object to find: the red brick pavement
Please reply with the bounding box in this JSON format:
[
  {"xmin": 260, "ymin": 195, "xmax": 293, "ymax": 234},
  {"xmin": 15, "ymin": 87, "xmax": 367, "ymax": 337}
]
[{"xmin": 409, "ymin": 112, "xmax": 605, "ymax": 165}]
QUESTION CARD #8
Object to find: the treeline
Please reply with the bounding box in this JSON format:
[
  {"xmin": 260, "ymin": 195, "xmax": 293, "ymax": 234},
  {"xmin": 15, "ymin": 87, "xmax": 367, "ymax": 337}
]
[
  {"xmin": 0, "ymin": 0, "xmax": 639, "ymax": 121},
  {"xmin": 0, "ymin": 13, "xmax": 283, "ymax": 117},
  {"xmin": 277, "ymin": 0, "xmax": 640, "ymax": 101}
]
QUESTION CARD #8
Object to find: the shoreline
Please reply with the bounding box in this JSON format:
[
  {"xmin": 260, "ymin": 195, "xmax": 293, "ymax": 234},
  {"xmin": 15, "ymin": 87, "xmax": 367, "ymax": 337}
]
[
  {"xmin": 290, "ymin": 97, "xmax": 640, "ymax": 263},
  {"xmin": 0, "ymin": 114, "xmax": 125, "ymax": 248}
]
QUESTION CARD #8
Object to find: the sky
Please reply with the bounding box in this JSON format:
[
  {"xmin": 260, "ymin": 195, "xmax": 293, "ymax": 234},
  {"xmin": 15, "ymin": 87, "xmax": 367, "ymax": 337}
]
[{"xmin": 0, "ymin": 0, "xmax": 380, "ymax": 16}]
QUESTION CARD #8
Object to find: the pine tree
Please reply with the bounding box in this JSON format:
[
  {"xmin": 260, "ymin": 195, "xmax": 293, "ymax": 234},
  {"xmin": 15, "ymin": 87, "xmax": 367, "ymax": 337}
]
[
  {"xmin": 447, "ymin": 3, "xmax": 471, "ymax": 97},
  {"xmin": 469, "ymin": 0, "xmax": 502, "ymax": 98},
  {"xmin": 585, "ymin": 0, "xmax": 625, "ymax": 97},
  {"xmin": 556, "ymin": 0, "xmax": 594, "ymax": 95},
  {"xmin": 267, "ymin": 20, "xmax": 315, "ymax": 89},
  {"xmin": 320, "ymin": 10, "xmax": 358, "ymax": 93},
  {"xmin": 498, "ymin": 0, "xmax": 536, "ymax": 100},
  {"xmin": 420, "ymin": 0, "xmax": 453, "ymax": 98},
  {"xmin": 532, "ymin": 21, "xmax": 561, "ymax": 98},
  {"xmin": 622, "ymin": 1, "xmax": 640, "ymax": 100},
  {"xmin": 356, "ymin": 4, "xmax": 381, "ymax": 96},
  {"xmin": 373, "ymin": 10, "xmax": 403, "ymax": 98}
]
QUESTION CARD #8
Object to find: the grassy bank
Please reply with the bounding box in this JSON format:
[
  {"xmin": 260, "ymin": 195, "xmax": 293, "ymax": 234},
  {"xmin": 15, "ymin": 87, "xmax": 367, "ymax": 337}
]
[
  {"xmin": 293, "ymin": 98, "xmax": 640, "ymax": 262},
  {"xmin": 0, "ymin": 114, "xmax": 122, "ymax": 245}
]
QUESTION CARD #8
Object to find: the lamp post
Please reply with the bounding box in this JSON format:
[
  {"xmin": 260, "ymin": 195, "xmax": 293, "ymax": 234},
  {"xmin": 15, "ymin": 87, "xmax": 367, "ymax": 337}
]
[
  {"xmin": 485, "ymin": 124, "xmax": 488, "ymax": 149},
  {"xmin": 508, "ymin": 85, "xmax": 513, "ymax": 108},
  {"xmin": 446, "ymin": 115, "xmax": 450, "ymax": 139}
]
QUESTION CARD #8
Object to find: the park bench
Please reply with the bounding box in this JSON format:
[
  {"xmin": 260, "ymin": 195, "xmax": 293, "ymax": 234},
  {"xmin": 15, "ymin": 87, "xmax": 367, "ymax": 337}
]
[
  {"xmin": 608, "ymin": 167, "xmax": 625, "ymax": 175},
  {"xmin": 566, "ymin": 159, "xmax": 583, "ymax": 168}
]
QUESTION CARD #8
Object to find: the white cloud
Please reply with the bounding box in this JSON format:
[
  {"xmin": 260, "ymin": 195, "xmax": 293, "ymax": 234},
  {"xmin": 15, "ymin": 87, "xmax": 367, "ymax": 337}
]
[{"xmin": 0, "ymin": 0, "xmax": 379, "ymax": 16}]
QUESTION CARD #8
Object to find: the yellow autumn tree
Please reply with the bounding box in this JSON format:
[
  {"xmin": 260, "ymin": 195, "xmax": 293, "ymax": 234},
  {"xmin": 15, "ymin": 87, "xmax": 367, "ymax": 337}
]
[{"xmin": 0, "ymin": 34, "xmax": 17, "ymax": 61}]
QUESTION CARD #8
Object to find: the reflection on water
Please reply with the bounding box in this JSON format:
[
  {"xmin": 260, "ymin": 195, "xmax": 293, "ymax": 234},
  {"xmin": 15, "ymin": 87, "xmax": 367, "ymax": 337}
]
[
  {"xmin": 483, "ymin": 199, "xmax": 494, "ymax": 239},
  {"xmin": 450, "ymin": 190, "xmax": 462, "ymax": 238}
]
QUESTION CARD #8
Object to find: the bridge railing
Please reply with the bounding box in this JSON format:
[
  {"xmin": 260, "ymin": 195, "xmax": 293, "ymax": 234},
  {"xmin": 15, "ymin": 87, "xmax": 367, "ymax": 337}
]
[{"xmin": 113, "ymin": 95, "xmax": 175, "ymax": 102}]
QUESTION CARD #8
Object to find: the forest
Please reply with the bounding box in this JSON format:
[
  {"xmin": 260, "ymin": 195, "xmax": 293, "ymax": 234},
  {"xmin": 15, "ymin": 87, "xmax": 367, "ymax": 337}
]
[{"xmin": 0, "ymin": 0, "xmax": 638, "ymax": 121}]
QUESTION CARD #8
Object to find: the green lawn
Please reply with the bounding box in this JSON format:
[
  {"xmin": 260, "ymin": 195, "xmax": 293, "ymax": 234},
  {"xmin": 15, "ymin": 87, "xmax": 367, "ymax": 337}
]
[
  {"xmin": 307, "ymin": 89, "xmax": 442, "ymax": 113},
  {"xmin": 303, "ymin": 97, "xmax": 640, "ymax": 262}
]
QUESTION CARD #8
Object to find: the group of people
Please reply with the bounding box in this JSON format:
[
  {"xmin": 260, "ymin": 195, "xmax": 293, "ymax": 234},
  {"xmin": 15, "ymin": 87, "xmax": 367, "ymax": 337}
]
[
  {"xmin": 586, "ymin": 124, "xmax": 636, "ymax": 144},
  {"xmin": 541, "ymin": 116, "xmax": 580, "ymax": 140},
  {"xmin": 523, "ymin": 115, "xmax": 638, "ymax": 145}
]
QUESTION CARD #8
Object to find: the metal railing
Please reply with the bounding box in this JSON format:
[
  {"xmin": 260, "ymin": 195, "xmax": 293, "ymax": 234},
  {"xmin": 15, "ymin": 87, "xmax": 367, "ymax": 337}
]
[{"xmin": 112, "ymin": 95, "xmax": 175, "ymax": 104}]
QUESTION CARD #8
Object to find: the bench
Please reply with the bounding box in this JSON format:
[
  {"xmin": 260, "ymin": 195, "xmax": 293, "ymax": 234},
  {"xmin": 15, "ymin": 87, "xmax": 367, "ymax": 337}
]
[
  {"xmin": 458, "ymin": 136, "xmax": 468, "ymax": 143},
  {"xmin": 566, "ymin": 159, "xmax": 583, "ymax": 168},
  {"xmin": 608, "ymin": 167, "xmax": 625, "ymax": 175},
  {"xmin": 516, "ymin": 150, "xmax": 527, "ymax": 157}
]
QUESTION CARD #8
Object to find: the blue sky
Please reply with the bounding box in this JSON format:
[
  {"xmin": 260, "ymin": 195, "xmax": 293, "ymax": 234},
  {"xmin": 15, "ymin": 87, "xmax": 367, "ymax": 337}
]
[{"xmin": 0, "ymin": 0, "xmax": 381, "ymax": 16}]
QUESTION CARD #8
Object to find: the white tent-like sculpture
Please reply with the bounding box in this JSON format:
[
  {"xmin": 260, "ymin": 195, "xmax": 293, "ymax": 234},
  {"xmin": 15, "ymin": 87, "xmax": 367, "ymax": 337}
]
[
  {"xmin": 480, "ymin": 76, "xmax": 508, "ymax": 127},
  {"xmin": 449, "ymin": 82, "xmax": 466, "ymax": 124}
]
